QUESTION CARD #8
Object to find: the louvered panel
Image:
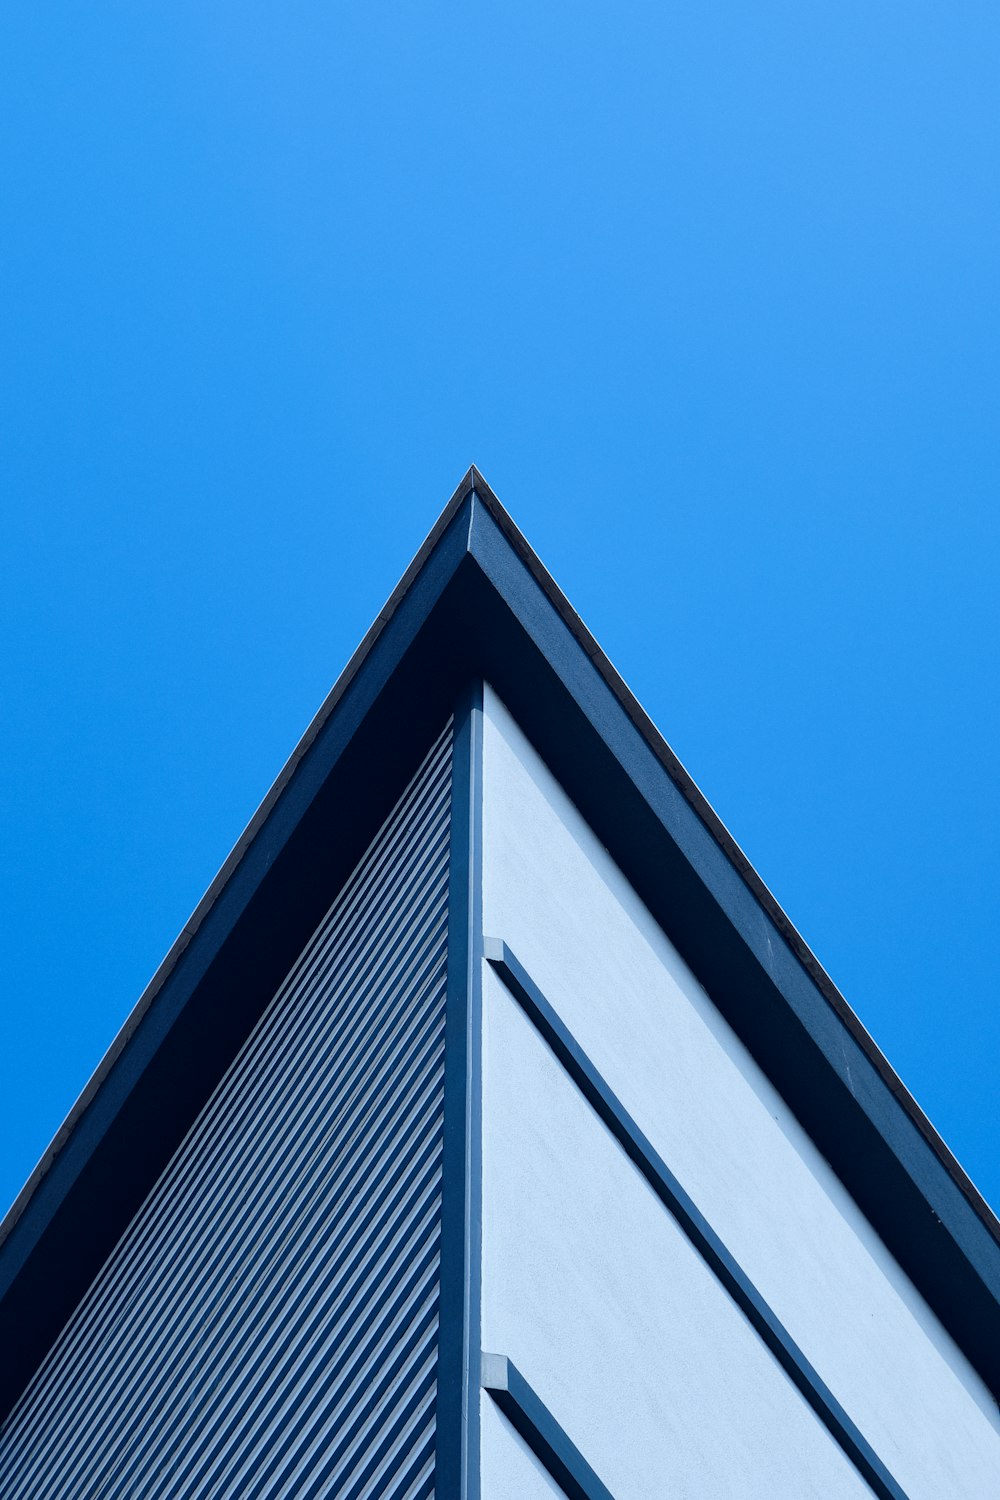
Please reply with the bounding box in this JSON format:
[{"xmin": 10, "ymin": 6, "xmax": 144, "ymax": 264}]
[{"xmin": 0, "ymin": 722, "xmax": 452, "ymax": 1500}]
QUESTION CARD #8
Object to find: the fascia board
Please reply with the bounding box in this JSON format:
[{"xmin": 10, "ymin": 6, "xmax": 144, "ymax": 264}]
[{"xmin": 461, "ymin": 490, "xmax": 1000, "ymax": 1397}]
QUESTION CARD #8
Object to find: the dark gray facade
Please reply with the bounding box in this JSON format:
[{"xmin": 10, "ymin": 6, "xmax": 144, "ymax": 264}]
[{"xmin": 0, "ymin": 723, "xmax": 451, "ymax": 1498}]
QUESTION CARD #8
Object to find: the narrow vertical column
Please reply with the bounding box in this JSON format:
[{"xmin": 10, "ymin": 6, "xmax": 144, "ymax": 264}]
[{"xmin": 436, "ymin": 681, "xmax": 485, "ymax": 1499}]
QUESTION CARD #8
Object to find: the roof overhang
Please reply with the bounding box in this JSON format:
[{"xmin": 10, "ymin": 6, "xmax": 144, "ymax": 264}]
[{"xmin": 1, "ymin": 467, "xmax": 997, "ymax": 1416}]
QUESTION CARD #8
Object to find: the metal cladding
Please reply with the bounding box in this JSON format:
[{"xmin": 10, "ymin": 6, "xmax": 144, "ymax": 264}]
[{"xmin": 0, "ymin": 721, "xmax": 452, "ymax": 1499}]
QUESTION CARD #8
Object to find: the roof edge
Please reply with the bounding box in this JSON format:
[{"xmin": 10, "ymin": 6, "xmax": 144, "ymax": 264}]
[
  {"xmin": 0, "ymin": 467, "xmax": 481, "ymax": 1258},
  {"xmin": 1, "ymin": 461, "xmax": 996, "ymax": 1382},
  {"xmin": 466, "ymin": 473, "xmax": 1000, "ymax": 1249}
]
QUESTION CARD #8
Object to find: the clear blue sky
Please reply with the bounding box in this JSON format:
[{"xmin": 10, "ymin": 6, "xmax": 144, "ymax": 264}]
[{"xmin": 1, "ymin": 4, "xmax": 997, "ymax": 1219}]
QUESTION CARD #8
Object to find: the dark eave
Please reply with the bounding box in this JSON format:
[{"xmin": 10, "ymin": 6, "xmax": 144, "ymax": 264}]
[
  {"xmin": 0, "ymin": 467, "xmax": 997, "ymax": 1419},
  {"xmin": 476, "ymin": 472, "xmax": 1000, "ymax": 1242},
  {"xmin": 0, "ymin": 469, "xmax": 481, "ymax": 1265}
]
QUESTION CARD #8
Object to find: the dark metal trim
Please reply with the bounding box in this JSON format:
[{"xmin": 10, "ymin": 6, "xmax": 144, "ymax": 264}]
[
  {"xmin": 0, "ymin": 474, "xmax": 479, "ymax": 1266},
  {"xmin": 485, "ymin": 940, "xmax": 911, "ymax": 1500},
  {"xmin": 481, "ymin": 1353, "xmax": 614, "ymax": 1500},
  {"xmin": 464, "ymin": 474, "xmax": 997, "ymax": 1248},
  {"xmin": 0, "ymin": 498, "xmax": 478, "ymax": 1422},
  {"xmin": 436, "ymin": 683, "xmax": 485, "ymax": 1499},
  {"xmin": 461, "ymin": 490, "xmax": 1000, "ymax": 1399}
]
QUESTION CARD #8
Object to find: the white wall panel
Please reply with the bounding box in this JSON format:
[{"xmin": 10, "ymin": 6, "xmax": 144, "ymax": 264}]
[
  {"xmin": 481, "ymin": 684, "xmax": 1000, "ymax": 1500},
  {"xmin": 481, "ymin": 970, "xmax": 872, "ymax": 1499},
  {"xmin": 480, "ymin": 1395, "xmax": 567, "ymax": 1500}
]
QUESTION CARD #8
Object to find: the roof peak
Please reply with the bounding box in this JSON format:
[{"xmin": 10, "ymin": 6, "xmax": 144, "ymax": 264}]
[{"xmin": 0, "ymin": 468, "xmax": 997, "ymax": 1417}]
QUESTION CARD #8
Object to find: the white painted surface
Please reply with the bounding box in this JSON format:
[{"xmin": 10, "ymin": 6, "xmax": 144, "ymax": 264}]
[
  {"xmin": 481, "ymin": 973, "xmax": 872, "ymax": 1499},
  {"xmin": 480, "ymin": 1394, "xmax": 566, "ymax": 1500},
  {"xmin": 480, "ymin": 684, "xmax": 1000, "ymax": 1500}
]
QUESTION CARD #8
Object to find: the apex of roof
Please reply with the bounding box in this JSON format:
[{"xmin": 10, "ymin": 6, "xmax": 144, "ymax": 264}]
[{"xmin": 1, "ymin": 467, "xmax": 998, "ymax": 1418}]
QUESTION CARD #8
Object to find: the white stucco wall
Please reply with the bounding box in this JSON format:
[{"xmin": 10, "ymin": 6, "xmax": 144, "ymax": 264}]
[
  {"xmin": 481, "ymin": 969, "xmax": 872, "ymax": 1498},
  {"xmin": 479, "ymin": 684, "xmax": 1000, "ymax": 1500},
  {"xmin": 480, "ymin": 1395, "xmax": 566, "ymax": 1500}
]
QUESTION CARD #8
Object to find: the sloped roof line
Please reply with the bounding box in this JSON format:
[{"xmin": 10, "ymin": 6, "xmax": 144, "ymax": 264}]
[
  {"xmin": 3, "ymin": 464, "xmax": 998, "ymax": 1256},
  {"xmin": 0, "ymin": 462, "xmax": 995, "ymax": 1410},
  {"xmin": 467, "ymin": 468, "xmax": 1000, "ymax": 1247},
  {"xmin": 0, "ymin": 466, "xmax": 479, "ymax": 1259}
]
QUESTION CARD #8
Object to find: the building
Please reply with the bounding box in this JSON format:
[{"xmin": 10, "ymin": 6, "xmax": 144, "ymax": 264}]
[{"xmin": 0, "ymin": 469, "xmax": 997, "ymax": 1498}]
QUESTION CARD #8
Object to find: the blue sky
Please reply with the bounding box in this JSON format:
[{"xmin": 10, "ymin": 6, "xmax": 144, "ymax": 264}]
[{"xmin": 1, "ymin": 3, "xmax": 997, "ymax": 1218}]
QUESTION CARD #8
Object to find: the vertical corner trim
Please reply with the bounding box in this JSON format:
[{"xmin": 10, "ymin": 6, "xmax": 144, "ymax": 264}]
[{"xmin": 436, "ymin": 684, "xmax": 486, "ymax": 1499}]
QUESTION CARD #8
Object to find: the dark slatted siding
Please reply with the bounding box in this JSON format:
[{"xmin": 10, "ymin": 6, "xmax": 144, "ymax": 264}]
[{"xmin": 0, "ymin": 722, "xmax": 452, "ymax": 1500}]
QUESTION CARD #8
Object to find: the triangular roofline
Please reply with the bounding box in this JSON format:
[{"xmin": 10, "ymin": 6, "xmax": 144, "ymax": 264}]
[{"xmin": 1, "ymin": 466, "xmax": 997, "ymax": 1418}]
